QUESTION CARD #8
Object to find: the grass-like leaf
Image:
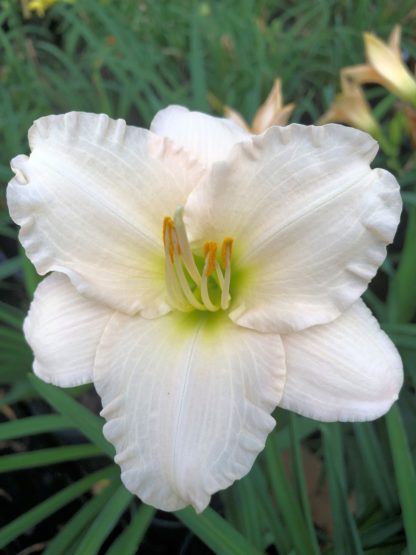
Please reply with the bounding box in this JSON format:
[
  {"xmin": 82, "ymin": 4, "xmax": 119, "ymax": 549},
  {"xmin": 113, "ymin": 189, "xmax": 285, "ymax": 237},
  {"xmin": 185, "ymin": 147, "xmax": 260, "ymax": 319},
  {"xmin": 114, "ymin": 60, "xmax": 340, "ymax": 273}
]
[
  {"xmin": 222, "ymin": 461, "xmax": 291, "ymax": 553},
  {"xmin": 264, "ymin": 433, "xmax": 320, "ymax": 554},
  {"xmin": 106, "ymin": 504, "xmax": 155, "ymax": 555},
  {"xmin": 385, "ymin": 405, "xmax": 416, "ymax": 553},
  {"xmin": 73, "ymin": 484, "xmax": 132, "ymax": 555},
  {"xmin": 189, "ymin": 7, "xmax": 208, "ymax": 111},
  {"xmin": 388, "ymin": 206, "xmax": 416, "ymax": 323},
  {"xmin": 354, "ymin": 422, "xmax": 397, "ymax": 514},
  {"xmin": 0, "ymin": 414, "xmax": 72, "ymax": 441},
  {"xmin": 43, "ymin": 478, "xmax": 120, "ymax": 555},
  {"xmin": 321, "ymin": 423, "xmax": 364, "ymax": 555},
  {"xmin": 0, "ymin": 465, "xmax": 119, "ymax": 549},
  {"xmin": 289, "ymin": 414, "xmax": 320, "ymax": 554},
  {"xmin": 0, "ymin": 444, "xmax": 103, "ymax": 473},
  {"xmin": 19, "ymin": 246, "xmax": 42, "ymax": 299},
  {"xmin": 175, "ymin": 506, "xmax": 264, "ymax": 555},
  {"xmin": 0, "ymin": 379, "xmax": 33, "ymax": 407},
  {"xmin": 0, "ymin": 301, "xmax": 24, "ymax": 329},
  {"xmin": 28, "ymin": 374, "xmax": 114, "ymax": 457},
  {"xmin": 0, "ymin": 256, "xmax": 21, "ymax": 280}
]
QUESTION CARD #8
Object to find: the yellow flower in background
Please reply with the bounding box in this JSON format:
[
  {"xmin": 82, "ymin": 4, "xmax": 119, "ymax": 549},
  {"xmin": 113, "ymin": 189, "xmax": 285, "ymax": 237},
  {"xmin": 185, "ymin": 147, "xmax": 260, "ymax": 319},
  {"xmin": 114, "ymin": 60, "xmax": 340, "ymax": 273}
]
[
  {"xmin": 319, "ymin": 77, "xmax": 381, "ymax": 138},
  {"xmin": 22, "ymin": 0, "xmax": 72, "ymax": 17},
  {"xmin": 343, "ymin": 26, "xmax": 416, "ymax": 106},
  {"xmin": 225, "ymin": 78, "xmax": 295, "ymax": 133}
]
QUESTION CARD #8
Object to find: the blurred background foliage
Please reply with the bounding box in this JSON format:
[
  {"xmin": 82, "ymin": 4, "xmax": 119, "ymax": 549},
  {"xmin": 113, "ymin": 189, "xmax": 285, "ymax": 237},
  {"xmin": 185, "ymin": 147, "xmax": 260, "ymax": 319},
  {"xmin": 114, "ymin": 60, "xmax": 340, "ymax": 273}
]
[{"xmin": 1, "ymin": 0, "xmax": 416, "ymax": 553}]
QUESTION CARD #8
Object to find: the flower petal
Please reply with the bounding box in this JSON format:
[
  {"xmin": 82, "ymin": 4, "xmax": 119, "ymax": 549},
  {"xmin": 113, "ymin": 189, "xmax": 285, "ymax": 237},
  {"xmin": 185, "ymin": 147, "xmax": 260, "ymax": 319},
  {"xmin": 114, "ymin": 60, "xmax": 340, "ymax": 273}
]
[
  {"xmin": 185, "ymin": 124, "xmax": 402, "ymax": 333},
  {"xmin": 364, "ymin": 32, "xmax": 416, "ymax": 103},
  {"xmin": 223, "ymin": 106, "xmax": 251, "ymax": 133},
  {"xmin": 280, "ymin": 300, "xmax": 403, "ymax": 421},
  {"xmin": 8, "ymin": 112, "xmax": 204, "ymax": 317},
  {"xmin": 94, "ymin": 311, "xmax": 286, "ymax": 512},
  {"xmin": 251, "ymin": 79, "xmax": 295, "ymax": 133},
  {"xmin": 150, "ymin": 105, "xmax": 250, "ymax": 167},
  {"xmin": 24, "ymin": 273, "xmax": 113, "ymax": 387},
  {"xmin": 342, "ymin": 64, "xmax": 387, "ymax": 87},
  {"xmin": 388, "ymin": 25, "xmax": 402, "ymax": 57},
  {"xmin": 319, "ymin": 78, "xmax": 381, "ymax": 136}
]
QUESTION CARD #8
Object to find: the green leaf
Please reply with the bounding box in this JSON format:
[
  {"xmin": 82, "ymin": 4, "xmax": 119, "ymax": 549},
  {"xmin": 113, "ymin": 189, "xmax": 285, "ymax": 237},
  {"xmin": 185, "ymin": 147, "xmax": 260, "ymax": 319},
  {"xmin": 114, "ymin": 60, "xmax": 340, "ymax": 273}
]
[
  {"xmin": 0, "ymin": 414, "xmax": 72, "ymax": 441},
  {"xmin": 228, "ymin": 474, "xmax": 265, "ymax": 550},
  {"xmin": 385, "ymin": 405, "xmax": 416, "ymax": 554},
  {"xmin": 289, "ymin": 414, "xmax": 320, "ymax": 554},
  {"xmin": 0, "ymin": 331, "xmax": 34, "ymax": 381},
  {"xmin": 248, "ymin": 464, "xmax": 291, "ymax": 553},
  {"xmin": 175, "ymin": 506, "xmax": 263, "ymax": 555},
  {"xmin": 0, "ymin": 301, "xmax": 25, "ymax": 329},
  {"xmin": 44, "ymin": 478, "xmax": 120, "ymax": 555},
  {"xmin": 275, "ymin": 412, "xmax": 318, "ymax": 450},
  {"xmin": 28, "ymin": 374, "xmax": 114, "ymax": 457},
  {"xmin": 360, "ymin": 515, "xmax": 403, "ymax": 548},
  {"xmin": 382, "ymin": 323, "xmax": 416, "ymax": 352},
  {"xmin": 0, "ymin": 256, "xmax": 21, "ymax": 280},
  {"xmin": 0, "ymin": 465, "xmax": 119, "ymax": 549},
  {"xmin": 263, "ymin": 433, "xmax": 318, "ymax": 555},
  {"xmin": 0, "ymin": 444, "xmax": 103, "ymax": 473},
  {"xmin": 402, "ymin": 191, "xmax": 416, "ymax": 207},
  {"xmin": 354, "ymin": 422, "xmax": 397, "ymax": 514},
  {"xmin": 0, "ymin": 380, "xmax": 33, "ymax": 407},
  {"xmin": 388, "ymin": 206, "xmax": 416, "ymax": 323},
  {"xmin": 372, "ymin": 93, "xmax": 397, "ymax": 120},
  {"xmin": 19, "ymin": 246, "xmax": 42, "ymax": 299},
  {"xmin": 222, "ymin": 459, "xmax": 290, "ymax": 553},
  {"xmin": 321, "ymin": 423, "xmax": 364, "ymax": 555},
  {"xmin": 189, "ymin": 6, "xmax": 207, "ymax": 111},
  {"xmin": 73, "ymin": 484, "xmax": 132, "ymax": 555},
  {"xmin": 106, "ymin": 504, "xmax": 155, "ymax": 555}
]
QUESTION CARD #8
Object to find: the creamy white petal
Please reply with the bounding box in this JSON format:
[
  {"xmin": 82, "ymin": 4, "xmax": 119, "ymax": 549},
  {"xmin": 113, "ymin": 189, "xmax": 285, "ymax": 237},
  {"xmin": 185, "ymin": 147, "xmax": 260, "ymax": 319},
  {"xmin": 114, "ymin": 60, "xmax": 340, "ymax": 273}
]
[
  {"xmin": 8, "ymin": 112, "xmax": 205, "ymax": 317},
  {"xmin": 93, "ymin": 311, "xmax": 286, "ymax": 512},
  {"xmin": 280, "ymin": 300, "xmax": 403, "ymax": 421},
  {"xmin": 185, "ymin": 124, "xmax": 402, "ymax": 333},
  {"xmin": 24, "ymin": 273, "xmax": 113, "ymax": 387},
  {"xmin": 150, "ymin": 105, "xmax": 250, "ymax": 167}
]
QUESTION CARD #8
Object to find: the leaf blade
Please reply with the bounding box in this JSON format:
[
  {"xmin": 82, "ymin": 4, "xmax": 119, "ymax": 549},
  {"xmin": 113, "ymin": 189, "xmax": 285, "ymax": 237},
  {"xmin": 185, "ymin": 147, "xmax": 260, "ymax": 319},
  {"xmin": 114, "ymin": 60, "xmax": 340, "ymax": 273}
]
[
  {"xmin": 0, "ymin": 466, "xmax": 119, "ymax": 549},
  {"xmin": 28, "ymin": 374, "xmax": 114, "ymax": 457},
  {"xmin": 175, "ymin": 506, "xmax": 263, "ymax": 555}
]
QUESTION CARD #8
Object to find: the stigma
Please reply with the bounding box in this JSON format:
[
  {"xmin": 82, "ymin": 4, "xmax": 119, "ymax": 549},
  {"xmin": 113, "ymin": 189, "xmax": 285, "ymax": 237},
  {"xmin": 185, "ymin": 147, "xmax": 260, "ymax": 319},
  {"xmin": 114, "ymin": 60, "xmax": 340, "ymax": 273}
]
[{"xmin": 163, "ymin": 208, "xmax": 233, "ymax": 312}]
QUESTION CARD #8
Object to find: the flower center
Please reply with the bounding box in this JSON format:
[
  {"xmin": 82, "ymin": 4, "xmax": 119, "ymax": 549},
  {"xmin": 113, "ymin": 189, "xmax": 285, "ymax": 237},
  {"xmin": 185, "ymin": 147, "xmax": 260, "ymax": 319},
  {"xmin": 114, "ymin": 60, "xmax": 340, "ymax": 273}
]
[{"xmin": 163, "ymin": 207, "xmax": 233, "ymax": 313}]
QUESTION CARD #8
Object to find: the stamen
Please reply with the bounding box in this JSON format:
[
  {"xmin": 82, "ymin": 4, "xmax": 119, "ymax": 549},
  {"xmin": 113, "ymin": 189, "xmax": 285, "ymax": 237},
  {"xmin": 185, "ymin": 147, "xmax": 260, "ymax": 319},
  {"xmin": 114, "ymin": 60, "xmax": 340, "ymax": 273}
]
[
  {"xmin": 203, "ymin": 241, "xmax": 217, "ymax": 276},
  {"xmin": 173, "ymin": 207, "xmax": 201, "ymax": 285},
  {"xmin": 163, "ymin": 217, "xmax": 190, "ymax": 311},
  {"xmin": 201, "ymin": 242, "xmax": 219, "ymax": 312},
  {"xmin": 172, "ymin": 230, "xmax": 206, "ymax": 311},
  {"xmin": 164, "ymin": 257, "xmax": 192, "ymax": 311},
  {"xmin": 220, "ymin": 238, "xmax": 233, "ymax": 310},
  {"xmin": 221, "ymin": 237, "xmax": 234, "ymax": 268},
  {"xmin": 215, "ymin": 261, "xmax": 225, "ymax": 288},
  {"xmin": 163, "ymin": 217, "xmax": 175, "ymax": 263},
  {"xmin": 162, "ymin": 215, "xmax": 234, "ymax": 313}
]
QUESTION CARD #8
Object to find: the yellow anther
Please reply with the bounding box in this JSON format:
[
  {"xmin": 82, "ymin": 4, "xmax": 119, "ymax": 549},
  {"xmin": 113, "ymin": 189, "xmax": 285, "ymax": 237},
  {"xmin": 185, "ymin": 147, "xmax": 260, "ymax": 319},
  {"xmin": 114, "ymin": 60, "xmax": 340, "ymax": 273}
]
[
  {"xmin": 163, "ymin": 217, "xmax": 175, "ymax": 263},
  {"xmin": 203, "ymin": 241, "xmax": 217, "ymax": 276},
  {"xmin": 221, "ymin": 237, "xmax": 233, "ymax": 268}
]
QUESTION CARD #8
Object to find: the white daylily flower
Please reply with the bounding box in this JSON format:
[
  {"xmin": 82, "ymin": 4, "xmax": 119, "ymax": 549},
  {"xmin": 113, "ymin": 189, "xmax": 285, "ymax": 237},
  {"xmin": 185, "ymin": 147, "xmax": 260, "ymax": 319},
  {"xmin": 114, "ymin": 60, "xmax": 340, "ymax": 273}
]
[{"xmin": 8, "ymin": 106, "xmax": 403, "ymax": 513}]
